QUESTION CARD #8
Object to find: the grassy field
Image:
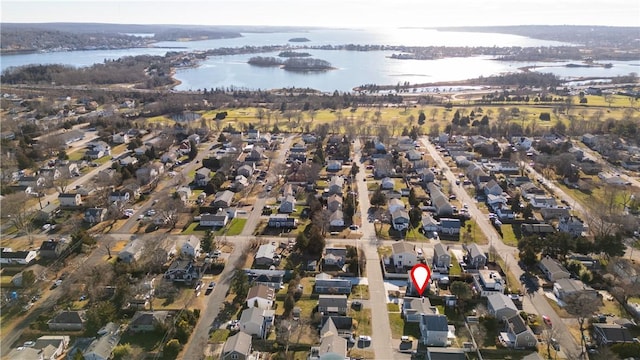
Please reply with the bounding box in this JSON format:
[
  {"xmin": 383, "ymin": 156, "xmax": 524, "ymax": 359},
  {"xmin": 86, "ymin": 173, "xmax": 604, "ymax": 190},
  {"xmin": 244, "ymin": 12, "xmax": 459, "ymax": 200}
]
[
  {"xmin": 209, "ymin": 329, "xmax": 231, "ymax": 343},
  {"xmin": 350, "ymin": 308, "xmax": 372, "ymax": 336},
  {"xmin": 224, "ymin": 218, "xmax": 247, "ymax": 236},
  {"xmin": 500, "ymin": 224, "xmax": 519, "ymax": 247},
  {"xmin": 450, "ymin": 254, "xmax": 462, "ymax": 276},
  {"xmin": 351, "ymin": 285, "xmax": 370, "ymax": 300},
  {"xmin": 388, "ymin": 313, "xmax": 422, "ymax": 340}
]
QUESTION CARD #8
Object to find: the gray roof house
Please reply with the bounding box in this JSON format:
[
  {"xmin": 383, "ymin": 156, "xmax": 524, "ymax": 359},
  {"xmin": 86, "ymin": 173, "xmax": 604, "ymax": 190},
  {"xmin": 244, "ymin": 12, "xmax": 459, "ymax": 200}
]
[
  {"xmin": 466, "ymin": 243, "xmax": 486, "ymax": 269},
  {"xmin": 327, "ymin": 194, "xmax": 343, "ymax": 212},
  {"xmin": 553, "ymin": 278, "xmax": 598, "ymax": 301},
  {"xmin": 391, "ymin": 209, "xmax": 410, "ymax": 231},
  {"xmin": 420, "ymin": 314, "xmax": 449, "ymax": 347},
  {"xmin": 128, "ymin": 311, "xmax": 169, "ymax": 332},
  {"xmin": 222, "ymin": 331, "xmax": 252, "ymax": 360},
  {"xmin": 487, "ymin": 293, "xmax": 519, "ymax": 321},
  {"xmin": 255, "ymin": 243, "xmax": 277, "ymax": 266},
  {"xmin": 48, "ymin": 311, "xmax": 86, "ymax": 331},
  {"xmin": 426, "ymin": 347, "xmax": 466, "ymax": 360},
  {"xmin": 402, "ymin": 297, "xmax": 438, "ymax": 323},
  {"xmin": 118, "ymin": 239, "xmax": 144, "ymax": 263},
  {"xmin": 310, "ymin": 318, "xmax": 348, "ymax": 360},
  {"xmin": 39, "ymin": 239, "xmax": 69, "ymax": 259},
  {"xmin": 83, "ymin": 322, "xmax": 120, "ymax": 360},
  {"xmin": 239, "ymin": 307, "xmax": 275, "ymax": 339},
  {"xmin": 314, "ymin": 273, "xmax": 352, "ymax": 295},
  {"xmin": 194, "ymin": 167, "xmax": 211, "ymax": 186},
  {"xmin": 440, "ymin": 218, "xmax": 461, "ymax": 236},
  {"xmin": 213, "ymin": 190, "xmax": 234, "ymax": 208},
  {"xmin": 422, "ymin": 214, "xmax": 440, "ymax": 233},
  {"xmin": 84, "ymin": 208, "xmax": 107, "ymax": 224},
  {"xmin": 432, "ymin": 243, "xmax": 451, "ymax": 271},
  {"xmin": 318, "ymin": 295, "xmax": 348, "ymax": 316},
  {"xmin": 328, "ymin": 176, "xmax": 344, "ymax": 195},
  {"xmin": 539, "ymin": 257, "xmax": 571, "ymax": 282},
  {"xmin": 427, "ymin": 183, "xmax": 453, "ymax": 217},
  {"xmin": 279, "ymin": 195, "xmax": 296, "ymax": 214},
  {"xmin": 592, "ymin": 323, "xmax": 635, "ymax": 346}
]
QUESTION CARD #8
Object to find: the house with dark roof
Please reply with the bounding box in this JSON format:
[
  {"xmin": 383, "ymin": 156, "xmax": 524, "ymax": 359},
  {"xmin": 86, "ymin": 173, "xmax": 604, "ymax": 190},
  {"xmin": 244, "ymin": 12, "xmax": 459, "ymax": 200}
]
[
  {"xmin": 432, "ymin": 243, "xmax": 451, "ymax": 272},
  {"xmin": 539, "ymin": 257, "xmax": 570, "ymax": 282},
  {"xmin": 318, "ymin": 295, "xmax": 348, "ymax": 316},
  {"xmin": 427, "ymin": 183, "xmax": 453, "ymax": 217},
  {"xmin": 222, "ymin": 331, "xmax": 252, "ymax": 360},
  {"xmin": 320, "ymin": 316, "xmax": 353, "ymax": 338},
  {"xmin": 327, "ymin": 194, "xmax": 343, "ymax": 212},
  {"xmin": 592, "ymin": 323, "xmax": 635, "ymax": 345},
  {"xmin": 200, "ymin": 212, "xmax": 229, "ymax": 227},
  {"xmin": 426, "ymin": 347, "xmax": 466, "ymax": 360},
  {"xmin": 420, "ymin": 314, "xmax": 449, "ymax": 346},
  {"xmin": 279, "ymin": 194, "xmax": 296, "ymax": 213},
  {"xmin": 314, "ymin": 273, "xmax": 352, "ymax": 294},
  {"xmin": 48, "ymin": 310, "xmax": 86, "ymax": 331},
  {"xmin": 465, "ymin": 243, "xmax": 486, "ymax": 269},
  {"xmin": 440, "ymin": 218, "xmax": 461, "ymax": 236},
  {"xmin": 247, "ymin": 269, "xmax": 286, "ymax": 289},
  {"xmin": 164, "ymin": 259, "xmax": 200, "ymax": 283},
  {"xmin": 84, "ymin": 208, "xmax": 107, "ymax": 224},
  {"xmin": 128, "ymin": 311, "xmax": 169, "ymax": 332},
  {"xmin": 500, "ymin": 314, "xmax": 537, "ymax": 349},
  {"xmin": 403, "ymin": 297, "xmax": 438, "ymax": 322},
  {"xmin": 521, "ymin": 223, "xmax": 556, "ymax": 236},
  {"xmin": 422, "ymin": 214, "xmax": 440, "ymax": 233},
  {"xmin": 194, "ymin": 167, "xmax": 211, "ymax": 186},
  {"xmin": 40, "ymin": 239, "xmax": 69, "ymax": 259}
]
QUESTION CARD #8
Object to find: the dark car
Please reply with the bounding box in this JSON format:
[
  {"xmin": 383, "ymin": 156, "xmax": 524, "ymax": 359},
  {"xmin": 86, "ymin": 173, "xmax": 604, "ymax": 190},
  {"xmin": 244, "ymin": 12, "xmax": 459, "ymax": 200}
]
[{"xmin": 205, "ymin": 281, "xmax": 215, "ymax": 295}]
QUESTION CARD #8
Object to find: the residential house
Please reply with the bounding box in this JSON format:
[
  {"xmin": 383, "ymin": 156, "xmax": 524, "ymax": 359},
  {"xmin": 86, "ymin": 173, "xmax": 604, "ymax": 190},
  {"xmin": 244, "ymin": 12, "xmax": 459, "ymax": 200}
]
[
  {"xmin": 496, "ymin": 207, "xmax": 515, "ymax": 221},
  {"xmin": 128, "ymin": 311, "xmax": 169, "ymax": 332},
  {"xmin": 108, "ymin": 190, "xmax": 130, "ymax": 204},
  {"xmin": 406, "ymin": 149, "xmax": 423, "ymax": 161},
  {"xmin": 432, "ymin": 243, "xmax": 451, "ymax": 272},
  {"xmin": 392, "ymin": 241, "xmax": 417, "ymax": 269},
  {"xmin": 553, "ymin": 278, "xmax": 598, "ymax": 301},
  {"xmin": 119, "ymin": 239, "xmax": 145, "ymax": 263},
  {"xmin": 418, "ymin": 168, "xmax": 436, "ymax": 184},
  {"xmin": 239, "ymin": 307, "xmax": 275, "ymax": 339},
  {"xmin": 255, "ymin": 243, "xmax": 277, "ymax": 266},
  {"xmin": 327, "ymin": 160, "xmax": 342, "ymax": 172},
  {"xmin": 391, "ymin": 209, "xmax": 410, "ymax": 231},
  {"xmin": 422, "ymin": 214, "xmax": 440, "ymax": 234},
  {"xmin": 181, "ymin": 235, "xmax": 201, "ymax": 258},
  {"xmin": 246, "ymin": 146, "xmax": 266, "ymax": 163},
  {"xmin": 529, "ymin": 196, "xmax": 558, "ymax": 209},
  {"xmin": 39, "ymin": 239, "xmax": 69, "ymax": 259},
  {"xmin": 237, "ymin": 164, "xmax": 254, "ymax": 178},
  {"xmin": 0, "ymin": 249, "xmax": 37, "ymax": 265},
  {"xmin": 310, "ymin": 321, "xmax": 348, "ymax": 360},
  {"xmin": 135, "ymin": 163, "xmax": 164, "ymax": 185},
  {"xmin": 268, "ymin": 214, "xmax": 298, "ymax": 228},
  {"xmin": 426, "ymin": 347, "xmax": 466, "ymax": 360},
  {"xmin": 11, "ymin": 264, "xmax": 46, "ymax": 287},
  {"xmin": 302, "ymin": 134, "xmax": 317, "ymax": 143},
  {"xmin": 37, "ymin": 203, "xmax": 60, "ymax": 221},
  {"xmin": 164, "ymin": 259, "xmax": 200, "ymax": 283},
  {"xmin": 175, "ymin": 186, "xmax": 192, "ymax": 203},
  {"xmin": 483, "ymin": 179, "xmax": 503, "ymax": 196},
  {"xmin": 419, "ymin": 314, "xmax": 449, "ymax": 346},
  {"xmin": 473, "ymin": 270, "xmax": 505, "ymax": 297},
  {"xmin": 112, "ymin": 133, "xmax": 129, "ymax": 144},
  {"xmin": 48, "ymin": 311, "xmax": 86, "ymax": 331},
  {"xmin": 213, "ymin": 190, "xmax": 234, "ymax": 208},
  {"xmin": 220, "ymin": 331, "xmax": 252, "ymax": 360},
  {"xmin": 246, "ymin": 284, "xmax": 275, "ymax": 309},
  {"xmin": 328, "ymin": 176, "xmax": 345, "ymax": 195},
  {"xmin": 427, "ymin": 183, "xmax": 453, "ymax": 217},
  {"xmin": 329, "ymin": 210, "xmax": 345, "ymax": 227},
  {"xmin": 396, "ymin": 136, "xmax": 415, "ymax": 151},
  {"xmin": 487, "ymin": 293, "xmax": 519, "ymax": 321},
  {"xmin": 194, "ymin": 168, "xmax": 211, "ymax": 187},
  {"xmin": 320, "ymin": 316, "xmax": 353, "ymax": 339},
  {"xmin": 318, "ymin": 295, "xmax": 348, "ymax": 316},
  {"xmin": 323, "ymin": 247, "xmax": 347, "ymax": 270},
  {"xmin": 558, "ymin": 216, "xmax": 585, "ymax": 237},
  {"xmin": 520, "ymin": 183, "xmax": 546, "ymax": 198},
  {"xmin": 314, "ymin": 273, "xmax": 352, "ymax": 294},
  {"xmin": 521, "ymin": 223, "xmax": 556, "ymax": 236},
  {"xmin": 250, "ymin": 271, "xmax": 285, "ymax": 290},
  {"xmin": 381, "ymin": 177, "xmax": 395, "ymax": 190},
  {"xmin": 83, "ymin": 322, "xmax": 121, "ymax": 360},
  {"xmin": 84, "ymin": 208, "xmax": 107, "ymax": 224},
  {"xmin": 58, "ymin": 193, "xmax": 82, "ymax": 207},
  {"xmin": 19, "ymin": 175, "xmax": 45, "ymax": 188},
  {"xmin": 388, "ymin": 198, "xmax": 405, "ymax": 214},
  {"xmin": 539, "ymin": 257, "xmax": 571, "ymax": 282},
  {"xmin": 592, "ymin": 324, "xmax": 635, "ymax": 345},
  {"xmin": 161, "ymin": 152, "xmax": 178, "ymax": 164},
  {"xmin": 200, "ymin": 212, "xmax": 229, "ymax": 227},
  {"xmin": 486, "ymin": 194, "xmax": 508, "ymax": 211},
  {"xmin": 582, "ymin": 133, "xmax": 597, "ymax": 148},
  {"xmin": 403, "ymin": 297, "xmax": 438, "ymax": 322},
  {"xmin": 465, "ymin": 244, "xmax": 486, "ymax": 269},
  {"xmin": 440, "ymin": 218, "xmax": 461, "ymax": 236},
  {"xmin": 501, "ymin": 314, "xmax": 537, "ymax": 349},
  {"xmin": 7, "ymin": 335, "xmax": 70, "ymax": 360},
  {"xmin": 231, "ymin": 175, "xmax": 250, "ymax": 192},
  {"xmin": 39, "ymin": 167, "xmax": 61, "ymax": 181},
  {"xmin": 85, "ymin": 149, "xmax": 105, "ymax": 160},
  {"xmin": 327, "ymin": 194, "xmax": 343, "ymax": 212},
  {"xmin": 279, "ymin": 195, "xmax": 296, "ymax": 213}
]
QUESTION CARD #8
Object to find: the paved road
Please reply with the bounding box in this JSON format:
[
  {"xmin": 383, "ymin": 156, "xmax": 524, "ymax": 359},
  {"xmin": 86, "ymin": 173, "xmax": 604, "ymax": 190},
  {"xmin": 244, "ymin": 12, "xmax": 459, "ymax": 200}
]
[
  {"xmin": 353, "ymin": 138, "xmax": 395, "ymax": 359},
  {"xmin": 420, "ymin": 137, "xmax": 582, "ymax": 358}
]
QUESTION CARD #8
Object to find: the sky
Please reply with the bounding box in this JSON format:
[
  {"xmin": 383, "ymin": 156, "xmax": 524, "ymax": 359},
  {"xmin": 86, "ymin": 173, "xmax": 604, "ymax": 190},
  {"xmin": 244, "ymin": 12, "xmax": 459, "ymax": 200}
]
[{"xmin": 2, "ymin": 0, "xmax": 640, "ymax": 28}]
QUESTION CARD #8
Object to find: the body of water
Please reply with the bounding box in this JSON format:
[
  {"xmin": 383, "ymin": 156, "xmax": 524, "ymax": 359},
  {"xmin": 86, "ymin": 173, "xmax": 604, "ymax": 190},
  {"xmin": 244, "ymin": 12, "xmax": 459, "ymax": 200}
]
[{"xmin": 1, "ymin": 28, "xmax": 637, "ymax": 92}]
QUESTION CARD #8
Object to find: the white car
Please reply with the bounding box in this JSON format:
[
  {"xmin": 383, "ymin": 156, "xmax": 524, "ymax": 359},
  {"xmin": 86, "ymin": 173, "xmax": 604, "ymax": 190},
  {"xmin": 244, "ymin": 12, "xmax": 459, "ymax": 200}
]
[{"xmin": 358, "ymin": 335, "xmax": 372, "ymax": 342}]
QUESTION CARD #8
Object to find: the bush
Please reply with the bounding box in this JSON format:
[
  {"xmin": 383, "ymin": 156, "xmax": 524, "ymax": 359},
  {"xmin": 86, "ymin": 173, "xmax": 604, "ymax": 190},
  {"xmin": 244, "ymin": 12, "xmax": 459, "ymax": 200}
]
[{"xmin": 163, "ymin": 339, "xmax": 182, "ymax": 359}]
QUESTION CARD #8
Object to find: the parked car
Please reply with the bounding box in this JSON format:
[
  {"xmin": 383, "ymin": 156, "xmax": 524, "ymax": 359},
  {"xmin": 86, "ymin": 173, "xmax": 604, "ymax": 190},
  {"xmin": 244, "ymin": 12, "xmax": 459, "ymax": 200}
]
[
  {"xmin": 358, "ymin": 335, "xmax": 372, "ymax": 342},
  {"xmin": 542, "ymin": 315, "xmax": 552, "ymax": 327}
]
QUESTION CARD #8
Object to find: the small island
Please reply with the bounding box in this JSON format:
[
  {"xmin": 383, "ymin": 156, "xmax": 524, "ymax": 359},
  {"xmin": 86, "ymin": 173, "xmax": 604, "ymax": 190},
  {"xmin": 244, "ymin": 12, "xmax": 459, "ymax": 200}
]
[
  {"xmin": 288, "ymin": 37, "xmax": 310, "ymax": 42},
  {"xmin": 278, "ymin": 50, "xmax": 312, "ymax": 58},
  {"xmin": 248, "ymin": 56, "xmax": 334, "ymax": 71}
]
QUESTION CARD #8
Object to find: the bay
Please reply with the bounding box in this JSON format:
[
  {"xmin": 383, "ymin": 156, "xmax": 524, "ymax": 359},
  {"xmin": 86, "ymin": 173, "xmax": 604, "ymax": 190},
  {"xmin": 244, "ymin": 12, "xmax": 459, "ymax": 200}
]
[{"xmin": 1, "ymin": 28, "xmax": 636, "ymax": 92}]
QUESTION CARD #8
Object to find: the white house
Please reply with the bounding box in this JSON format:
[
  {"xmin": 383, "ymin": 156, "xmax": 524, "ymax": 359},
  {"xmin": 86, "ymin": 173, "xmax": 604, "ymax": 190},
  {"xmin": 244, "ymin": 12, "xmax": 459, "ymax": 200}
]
[
  {"xmin": 119, "ymin": 239, "xmax": 145, "ymax": 263},
  {"xmin": 109, "ymin": 191, "xmax": 130, "ymax": 204},
  {"xmin": 473, "ymin": 270, "xmax": 505, "ymax": 297},
  {"xmin": 392, "ymin": 241, "xmax": 417, "ymax": 269},
  {"xmin": 58, "ymin": 193, "xmax": 82, "ymax": 207},
  {"xmin": 255, "ymin": 244, "xmax": 277, "ymax": 266},
  {"xmin": 246, "ymin": 284, "xmax": 276, "ymax": 309},
  {"xmin": 180, "ymin": 235, "xmax": 201, "ymax": 258}
]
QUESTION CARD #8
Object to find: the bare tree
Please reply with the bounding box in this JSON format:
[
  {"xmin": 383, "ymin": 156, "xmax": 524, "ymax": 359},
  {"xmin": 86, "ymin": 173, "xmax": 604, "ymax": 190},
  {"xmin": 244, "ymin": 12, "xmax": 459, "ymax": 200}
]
[
  {"xmin": 312, "ymin": 209, "xmax": 331, "ymax": 236},
  {"xmin": 1, "ymin": 192, "xmax": 36, "ymax": 239},
  {"xmin": 157, "ymin": 196, "xmax": 185, "ymax": 229},
  {"xmin": 564, "ymin": 293, "xmax": 602, "ymax": 357}
]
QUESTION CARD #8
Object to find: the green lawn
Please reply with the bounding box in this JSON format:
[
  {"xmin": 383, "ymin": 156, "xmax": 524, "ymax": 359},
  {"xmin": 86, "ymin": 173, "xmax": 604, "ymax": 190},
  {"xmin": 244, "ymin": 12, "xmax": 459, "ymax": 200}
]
[
  {"xmin": 119, "ymin": 330, "xmax": 165, "ymax": 351},
  {"xmin": 350, "ymin": 308, "xmax": 372, "ymax": 336},
  {"xmin": 351, "ymin": 285, "xmax": 370, "ymax": 300},
  {"xmin": 94, "ymin": 155, "xmax": 112, "ymax": 165},
  {"xmin": 67, "ymin": 151, "xmax": 84, "ymax": 161},
  {"xmin": 450, "ymin": 254, "xmax": 462, "ymax": 276},
  {"xmin": 224, "ymin": 218, "xmax": 246, "ymax": 236},
  {"xmin": 182, "ymin": 222, "xmax": 205, "ymax": 235},
  {"xmin": 388, "ymin": 313, "xmax": 422, "ymax": 339},
  {"xmin": 209, "ymin": 329, "xmax": 230, "ymax": 343},
  {"xmin": 387, "ymin": 303, "xmax": 400, "ymax": 312},
  {"xmin": 500, "ymin": 224, "xmax": 519, "ymax": 246}
]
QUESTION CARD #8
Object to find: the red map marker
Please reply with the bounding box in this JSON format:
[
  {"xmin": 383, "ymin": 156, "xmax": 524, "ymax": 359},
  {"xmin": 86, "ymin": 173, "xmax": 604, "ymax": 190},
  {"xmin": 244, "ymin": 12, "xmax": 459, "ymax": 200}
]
[{"xmin": 410, "ymin": 263, "xmax": 432, "ymax": 296}]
